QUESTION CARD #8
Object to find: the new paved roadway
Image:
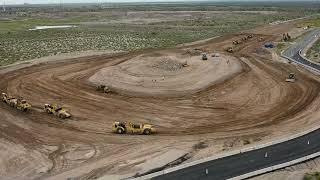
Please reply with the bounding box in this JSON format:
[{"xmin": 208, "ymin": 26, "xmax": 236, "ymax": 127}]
[
  {"xmin": 149, "ymin": 29, "xmax": 320, "ymax": 180},
  {"xmin": 154, "ymin": 129, "xmax": 320, "ymax": 180},
  {"xmin": 283, "ymin": 29, "xmax": 320, "ymax": 71}
]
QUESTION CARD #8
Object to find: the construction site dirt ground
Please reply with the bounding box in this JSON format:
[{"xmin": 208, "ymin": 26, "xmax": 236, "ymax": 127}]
[{"xmin": 0, "ymin": 21, "xmax": 320, "ymax": 180}]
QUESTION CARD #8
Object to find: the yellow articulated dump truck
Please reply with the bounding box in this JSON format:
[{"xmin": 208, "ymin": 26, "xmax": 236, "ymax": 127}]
[{"xmin": 112, "ymin": 121, "xmax": 156, "ymax": 135}]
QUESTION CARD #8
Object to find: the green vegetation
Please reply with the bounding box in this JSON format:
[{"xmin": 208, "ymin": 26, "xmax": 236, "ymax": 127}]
[
  {"xmin": 304, "ymin": 172, "xmax": 320, "ymax": 180},
  {"xmin": 302, "ymin": 19, "xmax": 320, "ymax": 27},
  {"xmin": 299, "ymin": 15, "xmax": 320, "ymax": 28},
  {"xmin": 0, "ymin": 27, "xmax": 185, "ymax": 65},
  {"xmin": 0, "ymin": 2, "xmax": 319, "ymax": 66}
]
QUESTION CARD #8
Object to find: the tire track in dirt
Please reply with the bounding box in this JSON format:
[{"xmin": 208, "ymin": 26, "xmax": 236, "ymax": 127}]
[{"xmin": 0, "ymin": 24, "xmax": 320, "ymax": 179}]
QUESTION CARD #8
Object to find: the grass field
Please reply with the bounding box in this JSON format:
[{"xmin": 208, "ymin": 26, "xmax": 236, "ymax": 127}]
[
  {"xmin": 0, "ymin": 2, "xmax": 318, "ymax": 66},
  {"xmin": 298, "ymin": 15, "xmax": 320, "ymax": 28}
]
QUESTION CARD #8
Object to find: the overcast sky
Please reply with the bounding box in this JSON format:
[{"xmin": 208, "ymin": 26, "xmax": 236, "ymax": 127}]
[{"xmin": 3, "ymin": 0, "xmax": 316, "ymax": 5}]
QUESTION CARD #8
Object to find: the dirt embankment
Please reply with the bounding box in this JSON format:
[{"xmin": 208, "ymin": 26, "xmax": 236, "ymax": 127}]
[{"xmin": 0, "ymin": 22, "xmax": 319, "ymax": 180}]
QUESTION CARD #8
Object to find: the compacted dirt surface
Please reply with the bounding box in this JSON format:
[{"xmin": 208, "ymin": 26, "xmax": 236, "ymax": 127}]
[
  {"xmin": 1, "ymin": 22, "xmax": 320, "ymax": 180},
  {"xmin": 89, "ymin": 51, "xmax": 241, "ymax": 97}
]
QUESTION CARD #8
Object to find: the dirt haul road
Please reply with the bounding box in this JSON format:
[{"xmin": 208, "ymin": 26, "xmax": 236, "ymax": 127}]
[{"xmin": 0, "ymin": 22, "xmax": 320, "ymax": 180}]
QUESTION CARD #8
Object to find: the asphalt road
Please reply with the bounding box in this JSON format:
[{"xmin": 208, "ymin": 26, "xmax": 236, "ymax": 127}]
[
  {"xmin": 150, "ymin": 29, "xmax": 320, "ymax": 180},
  {"xmin": 283, "ymin": 29, "xmax": 320, "ymax": 71},
  {"xmin": 154, "ymin": 129, "xmax": 320, "ymax": 180}
]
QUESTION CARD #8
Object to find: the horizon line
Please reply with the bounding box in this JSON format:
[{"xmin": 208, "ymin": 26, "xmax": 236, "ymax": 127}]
[{"xmin": 3, "ymin": 0, "xmax": 320, "ymax": 6}]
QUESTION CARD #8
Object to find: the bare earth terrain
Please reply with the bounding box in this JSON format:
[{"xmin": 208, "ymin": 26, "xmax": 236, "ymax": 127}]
[
  {"xmin": 89, "ymin": 51, "xmax": 241, "ymax": 97},
  {"xmin": 0, "ymin": 21, "xmax": 320, "ymax": 180}
]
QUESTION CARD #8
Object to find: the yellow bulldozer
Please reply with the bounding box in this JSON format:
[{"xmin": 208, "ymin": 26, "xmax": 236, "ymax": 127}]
[
  {"xmin": 112, "ymin": 121, "xmax": 156, "ymax": 135},
  {"xmin": 1, "ymin": 93, "xmax": 31, "ymax": 111},
  {"xmin": 44, "ymin": 104, "xmax": 71, "ymax": 119}
]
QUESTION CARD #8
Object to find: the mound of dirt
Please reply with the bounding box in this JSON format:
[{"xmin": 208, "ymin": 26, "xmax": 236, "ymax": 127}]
[{"xmin": 89, "ymin": 51, "xmax": 242, "ymax": 97}]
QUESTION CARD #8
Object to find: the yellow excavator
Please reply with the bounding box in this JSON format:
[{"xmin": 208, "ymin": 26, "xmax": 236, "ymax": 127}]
[
  {"xmin": 44, "ymin": 104, "xmax": 71, "ymax": 119},
  {"xmin": 112, "ymin": 121, "xmax": 156, "ymax": 135}
]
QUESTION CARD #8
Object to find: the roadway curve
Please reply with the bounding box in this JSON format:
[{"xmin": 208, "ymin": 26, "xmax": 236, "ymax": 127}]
[
  {"xmin": 283, "ymin": 28, "xmax": 320, "ymax": 72},
  {"xmin": 146, "ymin": 29, "xmax": 320, "ymax": 180},
  {"xmin": 153, "ymin": 129, "xmax": 320, "ymax": 180}
]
